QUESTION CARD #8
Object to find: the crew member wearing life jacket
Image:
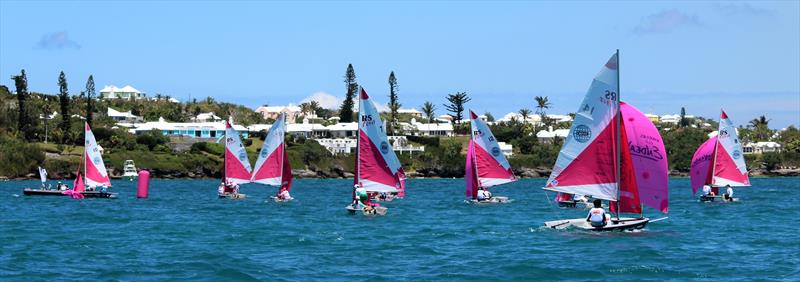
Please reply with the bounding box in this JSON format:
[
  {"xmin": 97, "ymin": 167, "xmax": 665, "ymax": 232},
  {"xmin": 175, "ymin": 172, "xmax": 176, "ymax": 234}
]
[
  {"xmin": 702, "ymin": 185, "xmax": 715, "ymax": 197},
  {"xmin": 277, "ymin": 187, "xmax": 292, "ymax": 201},
  {"xmin": 723, "ymin": 185, "xmax": 734, "ymax": 201},
  {"xmin": 476, "ymin": 187, "xmax": 490, "ymax": 201},
  {"xmin": 586, "ymin": 199, "xmax": 608, "ymax": 228}
]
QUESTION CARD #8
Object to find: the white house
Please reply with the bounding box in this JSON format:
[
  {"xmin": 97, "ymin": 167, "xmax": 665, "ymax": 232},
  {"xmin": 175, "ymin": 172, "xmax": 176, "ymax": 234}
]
[
  {"xmin": 316, "ymin": 138, "xmax": 358, "ymax": 155},
  {"xmin": 107, "ymin": 107, "xmax": 143, "ymax": 123},
  {"xmin": 743, "ymin": 142, "xmax": 782, "ymax": 155},
  {"xmin": 123, "ymin": 117, "xmax": 249, "ymax": 139},
  {"xmin": 497, "ymin": 141, "xmax": 513, "ymax": 157},
  {"xmin": 536, "ymin": 127, "xmax": 570, "ymax": 143},
  {"xmin": 400, "ymin": 118, "xmax": 454, "ymax": 137},
  {"xmin": 397, "ymin": 108, "xmax": 423, "ymax": 117},
  {"xmin": 326, "ymin": 122, "xmax": 358, "ymax": 138},
  {"xmin": 100, "ymin": 85, "xmax": 145, "ymax": 100}
]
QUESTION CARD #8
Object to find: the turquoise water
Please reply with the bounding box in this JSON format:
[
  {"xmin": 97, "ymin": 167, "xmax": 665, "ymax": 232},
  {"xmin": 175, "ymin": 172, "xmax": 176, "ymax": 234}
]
[{"xmin": 1, "ymin": 178, "xmax": 798, "ymax": 281}]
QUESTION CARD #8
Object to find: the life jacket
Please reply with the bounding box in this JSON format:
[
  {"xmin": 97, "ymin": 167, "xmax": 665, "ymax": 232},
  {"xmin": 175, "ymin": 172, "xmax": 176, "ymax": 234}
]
[{"xmin": 589, "ymin": 209, "xmax": 605, "ymax": 223}]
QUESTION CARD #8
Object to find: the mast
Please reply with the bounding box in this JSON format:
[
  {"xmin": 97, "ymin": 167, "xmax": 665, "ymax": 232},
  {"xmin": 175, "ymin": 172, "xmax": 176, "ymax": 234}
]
[
  {"xmin": 278, "ymin": 114, "xmax": 286, "ymax": 189},
  {"xmin": 614, "ymin": 49, "xmax": 621, "ymax": 220},
  {"xmin": 469, "ymin": 118, "xmax": 479, "ymax": 194},
  {"xmin": 356, "ymin": 89, "xmax": 361, "ymax": 186},
  {"xmin": 223, "ymin": 120, "xmax": 227, "ymax": 184},
  {"xmin": 83, "ymin": 123, "xmax": 87, "ymax": 186},
  {"xmin": 709, "ymin": 109, "xmax": 721, "ymax": 187}
]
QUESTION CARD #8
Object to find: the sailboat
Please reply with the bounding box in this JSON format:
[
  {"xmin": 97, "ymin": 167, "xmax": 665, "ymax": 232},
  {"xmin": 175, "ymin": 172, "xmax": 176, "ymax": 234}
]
[
  {"xmin": 542, "ymin": 51, "xmax": 669, "ymax": 231},
  {"xmin": 217, "ymin": 120, "xmax": 252, "ymax": 199},
  {"xmin": 24, "ymin": 122, "xmax": 116, "ymax": 198},
  {"xmin": 346, "ymin": 87, "xmax": 406, "ymax": 216},
  {"xmin": 465, "ymin": 110, "xmax": 516, "ymax": 204},
  {"xmin": 251, "ymin": 113, "xmax": 294, "ymax": 202},
  {"xmin": 690, "ymin": 110, "xmax": 749, "ymax": 202}
]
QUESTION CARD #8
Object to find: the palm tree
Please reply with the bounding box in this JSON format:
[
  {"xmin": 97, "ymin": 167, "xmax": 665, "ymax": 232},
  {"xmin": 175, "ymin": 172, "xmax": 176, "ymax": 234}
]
[
  {"xmin": 535, "ymin": 96, "xmax": 552, "ymax": 128},
  {"xmin": 299, "ymin": 102, "xmax": 312, "ymax": 116},
  {"xmin": 420, "ymin": 101, "xmax": 436, "ymax": 123},
  {"xmin": 519, "ymin": 108, "xmax": 531, "ymax": 121},
  {"xmin": 749, "ymin": 115, "xmax": 772, "ymax": 141}
]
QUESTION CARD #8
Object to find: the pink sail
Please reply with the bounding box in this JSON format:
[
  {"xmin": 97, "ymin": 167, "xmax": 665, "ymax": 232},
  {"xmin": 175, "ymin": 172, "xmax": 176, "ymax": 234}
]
[
  {"xmin": 224, "ymin": 121, "xmax": 252, "ymax": 184},
  {"xmin": 84, "ymin": 122, "xmax": 111, "ymax": 187},
  {"xmin": 355, "ymin": 87, "xmax": 405, "ymax": 193},
  {"xmin": 73, "ymin": 170, "xmax": 85, "ymax": 193},
  {"xmin": 544, "ymin": 53, "xmax": 620, "ymax": 201},
  {"xmin": 555, "ymin": 192, "xmax": 572, "ymax": 202},
  {"xmin": 690, "ymin": 136, "xmax": 717, "ymax": 194},
  {"xmin": 620, "ymin": 102, "xmax": 669, "ymax": 213},
  {"xmin": 465, "ymin": 139, "xmax": 479, "ymax": 199},
  {"xmin": 610, "ymin": 117, "xmax": 642, "ymax": 214},
  {"xmin": 712, "ymin": 110, "xmax": 750, "ymax": 187},
  {"xmin": 251, "ymin": 113, "xmax": 290, "ymax": 189},
  {"xmin": 279, "ymin": 148, "xmax": 293, "ymax": 192},
  {"xmin": 469, "ymin": 111, "xmax": 516, "ymax": 188}
]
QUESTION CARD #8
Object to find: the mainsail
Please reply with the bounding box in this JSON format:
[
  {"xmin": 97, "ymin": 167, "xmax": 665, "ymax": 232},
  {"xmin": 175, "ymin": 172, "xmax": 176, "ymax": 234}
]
[
  {"xmin": 544, "ymin": 53, "xmax": 620, "ymax": 201},
  {"xmin": 354, "ymin": 87, "xmax": 405, "ymax": 193},
  {"xmin": 251, "ymin": 113, "xmax": 292, "ymax": 191},
  {"xmin": 84, "ymin": 122, "xmax": 111, "ymax": 187},
  {"xmin": 690, "ymin": 136, "xmax": 717, "ymax": 194},
  {"xmin": 468, "ymin": 110, "xmax": 516, "ymax": 189},
  {"xmin": 712, "ymin": 110, "xmax": 750, "ymax": 187},
  {"xmin": 224, "ymin": 121, "xmax": 252, "ymax": 184},
  {"xmin": 465, "ymin": 139, "xmax": 479, "ymax": 199}
]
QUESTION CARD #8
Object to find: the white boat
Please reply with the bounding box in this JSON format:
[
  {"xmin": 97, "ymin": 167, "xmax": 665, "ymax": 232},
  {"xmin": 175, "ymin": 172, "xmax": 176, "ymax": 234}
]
[
  {"xmin": 542, "ymin": 51, "xmax": 669, "ymax": 231},
  {"xmin": 251, "ymin": 113, "xmax": 294, "ymax": 202},
  {"xmin": 690, "ymin": 110, "xmax": 750, "ymax": 203},
  {"xmin": 348, "ymin": 87, "xmax": 406, "ymax": 216},
  {"xmin": 122, "ymin": 160, "xmax": 137, "ymax": 181},
  {"xmin": 465, "ymin": 110, "xmax": 516, "ymax": 204}
]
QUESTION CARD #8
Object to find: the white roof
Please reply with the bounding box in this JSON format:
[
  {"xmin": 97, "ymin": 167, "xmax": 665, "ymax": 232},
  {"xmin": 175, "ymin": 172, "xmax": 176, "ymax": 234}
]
[
  {"xmin": 195, "ymin": 112, "xmax": 221, "ymax": 121},
  {"xmin": 398, "ymin": 108, "xmax": 422, "ymax": 114},
  {"xmin": 127, "ymin": 119, "xmax": 247, "ymax": 132},
  {"xmin": 536, "ymin": 129, "xmax": 570, "ymax": 138},
  {"xmin": 326, "ymin": 122, "xmax": 358, "ymax": 132},
  {"xmin": 286, "ymin": 123, "xmax": 327, "ymax": 132},
  {"xmin": 438, "ymin": 114, "xmax": 452, "ymax": 120},
  {"xmin": 100, "ymin": 85, "xmax": 142, "ymax": 94},
  {"xmin": 745, "ymin": 142, "xmax": 781, "ymax": 148},
  {"xmin": 409, "ymin": 121, "xmax": 453, "ymax": 131},
  {"xmin": 107, "ymin": 107, "xmax": 139, "ymax": 118}
]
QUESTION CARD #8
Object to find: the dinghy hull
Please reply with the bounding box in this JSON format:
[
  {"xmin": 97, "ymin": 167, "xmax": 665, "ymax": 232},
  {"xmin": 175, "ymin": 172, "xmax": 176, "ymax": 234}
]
[
  {"xmin": 345, "ymin": 204, "xmax": 388, "ymax": 216},
  {"xmin": 23, "ymin": 188, "xmax": 117, "ymax": 198},
  {"xmin": 468, "ymin": 196, "xmax": 510, "ymax": 205},
  {"xmin": 219, "ymin": 193, "xmax": 246, "ymax": 200},
  {"xmin": 544, "ymin": 217, "xmax": 649, "ymax": 231}
]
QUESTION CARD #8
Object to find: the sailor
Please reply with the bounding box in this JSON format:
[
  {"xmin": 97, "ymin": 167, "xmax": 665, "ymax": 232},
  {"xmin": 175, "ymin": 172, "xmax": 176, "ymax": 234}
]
[
  {"xmin": 723, "ymin": 185, "xmax": 734, "ymax": 201},
  {"xmin": 217, "ymin": 183, "xmax": 225, "ymax": 195},
  {"xmin": 701, "ymin": 185, "xmax": 715, "ymax": 196},
  {"xmin": 586, "ymin": 199, "xmax": 608, "ymax": 228},
  {"xmin": 354, "ymin": 185, "xmax": 368, "ymax": 208},
  {"xmin": 574, "ymin": 194, "xmax": 588, "ymax": 203},
  {"xmin": 476, "ymin": 187, "xmax": 489, "ymax": 201},
  {"xmin": 232, "ymin": 182, "xmax": 240, "ymax": 194},
  {"xmin": 277, "ymin": 187, "xmax": 292, "ymax": 200}
]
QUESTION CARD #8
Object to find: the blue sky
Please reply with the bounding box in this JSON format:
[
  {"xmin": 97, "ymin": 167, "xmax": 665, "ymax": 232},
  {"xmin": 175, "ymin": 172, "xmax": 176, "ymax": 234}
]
[{"xmin": 1, "ymin": 1, "xmax": 798, "ymax": 128}]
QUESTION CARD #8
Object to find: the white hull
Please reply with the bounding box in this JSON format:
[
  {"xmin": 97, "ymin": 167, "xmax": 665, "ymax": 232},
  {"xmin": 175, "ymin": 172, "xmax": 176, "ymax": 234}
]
[
  {"xmin": 544, "ymin": 217, "xmax": 649, "ymax": 231},
  {"xmin": 468, "ymin": 196, "xmax": 510, "ymax": 205},
  {"xmin": 270, "ymin": 196, "xmax": 293, "ymax": 202},
  {"xmin": 219, "ymin": 193, "xmax": 246, "ymax": 200},
  {"xmin": 345, "ymin": 204, "xmax": 388, "ymax": 216}
]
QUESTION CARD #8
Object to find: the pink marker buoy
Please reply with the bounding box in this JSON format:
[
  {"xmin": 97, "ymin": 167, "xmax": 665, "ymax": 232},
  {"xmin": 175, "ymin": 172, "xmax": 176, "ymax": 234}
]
[{"xmin": 137, "ymin": 170, "xmax": 150, "ymax": 198}]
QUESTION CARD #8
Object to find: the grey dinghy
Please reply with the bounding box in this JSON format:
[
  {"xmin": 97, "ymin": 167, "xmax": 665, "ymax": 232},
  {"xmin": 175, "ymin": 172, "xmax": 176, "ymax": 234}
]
[
  {"xmin": 544, "ymin": 217, "xmax": 650, "ymax": 231},
  {"xmin": 467, "ymin": 196, "xmax": 510, "ymax": 205},
  {"xmin": 345, "ymin": 204, "xmax": 388, "ymax": 216},
  {"xmin": 219, "ymin": 193, "xmax": 247, "ymax": 200}
]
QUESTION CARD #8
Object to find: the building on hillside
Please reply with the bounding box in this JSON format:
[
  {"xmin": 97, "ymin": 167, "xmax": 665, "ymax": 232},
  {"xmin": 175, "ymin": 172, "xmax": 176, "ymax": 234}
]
[
  {"xmin": 536, "ymin": 127, "xmax": 570, "ymax": 143},
  {"xmin": 645, "ymin": 114, "xmax": 660, "ymax": 123},
  {"xmin": 497, "ymin": 141, "xmax": 513, "ymax": 157},
  {"xmin": 326, "ymin": 122, "xmax": 358, "ymax": 138},
  {"xmin": 388, "ymin": 136, "xmax": 425, "ymax": 155},
  {"xmin": 193, "ymin": 112, "xmax": 222, "ymax": 122},
  {"xmin": 255, "ymin": 105, "xmax": 305, "ymax": 124},
  {"xmin": 743, "ymin": 142, "xmax": 782, "ymax": 155},
  {"xmin": 315, "ymin": 138, "xmax": 357, "ymax": 155},
  {"xmin": 397, "ymin": 108, "xmax": 422, "ymax": 117},
  {"xmin": 286, "ymin": 122, "xmax": 328, "ymax": 138},
  {"xmin": 107, "ymin": 107, "xmax": 143, "ymax": 123},
  {"xmin": 100, "ymin": 85, "xmax": 146, "ymax": 100},
  {"xmin": 399, "ymin": 118, "xmax": 454, "ymax": 136},
  {"xmin": 123, "ymin": 117, "xmax": 249, "ymax": 139},
  {"xmin": 660, "ymin": 114, "xmax": 695, "ymax": 125}
]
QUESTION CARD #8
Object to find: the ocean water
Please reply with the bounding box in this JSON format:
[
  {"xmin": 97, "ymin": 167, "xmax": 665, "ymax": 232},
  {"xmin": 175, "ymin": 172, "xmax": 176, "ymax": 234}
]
[{"xmin": 1, "ymin": 177, "xmax": 798, "ymax": 281}]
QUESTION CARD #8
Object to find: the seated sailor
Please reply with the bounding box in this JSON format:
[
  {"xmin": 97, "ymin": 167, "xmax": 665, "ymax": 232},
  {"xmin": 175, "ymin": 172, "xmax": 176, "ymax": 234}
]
[{"xmin": 586, "ymin": 199, "xmax": 608, "ymax": 228}]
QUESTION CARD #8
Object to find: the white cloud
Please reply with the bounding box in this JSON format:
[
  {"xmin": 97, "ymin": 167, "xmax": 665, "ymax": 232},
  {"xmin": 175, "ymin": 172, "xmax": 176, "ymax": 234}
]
[
  {"xmin": 632, "ymin": 9, "xmax": 701, "ymax": 36},
  {"xmin": 301, "ymin": 92, "xmax": 341, "ymax": 109},
  {"xmin": 37, "ymin": 31, "xmax": 81, "ymax": 49}
]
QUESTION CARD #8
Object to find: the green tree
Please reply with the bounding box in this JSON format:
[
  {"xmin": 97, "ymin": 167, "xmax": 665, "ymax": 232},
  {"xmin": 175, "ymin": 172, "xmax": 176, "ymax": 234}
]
[
  {"xmin": 749, "ymin": 115, "xmax": 772, "ymax": 141},
  {"xmin": 57, "ymin": 71, "xmax": 70, "ymax": 143},
  {"xmin": 387, "ymin": 71, "xmax": 400, "ymax": 135},
  {"xmin": 484, "ymin": 111, "xmax": 495, "ymax": 122},
  {"xmin": 85, "ymin": 75, "xmax": 95, "ymax": 126},
  {"xmin": 534, "ymin": 96, "xmax": 551, "ymax": 129},
  {"xmin": 339, "ymin": 64, "xmax": 358, "ymax": 122},
  {"xmin": 679, "ymin": 107, "xmax": 689, "ymax": 128},
  {"xmin": 444, "ymin": 91, "xmax": 471, "ymax": 124},
  {"xmin": 519, "ymin": 108, "xmax": 531, "ymax": 121},
  {"xmin": 12, "ymin": 69, "xmax": 34, "ymax": 140},
  {"xmin": 421, "ymin": 101, "xmax": 436, "ymax": 123}
]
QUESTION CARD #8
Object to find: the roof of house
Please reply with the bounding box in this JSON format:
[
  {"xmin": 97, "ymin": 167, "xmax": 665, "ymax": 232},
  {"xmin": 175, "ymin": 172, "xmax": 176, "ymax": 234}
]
[
  {"xmin": 107, "ymin": 107, "xmax": 140, "ymax": 118},
  {"xmin": 100, "ymin": 85, "xmax": 143, "ymax": 94},
  {"xmin": 256, "ymin": 105, "xmax": 302, "ymax": 113}
]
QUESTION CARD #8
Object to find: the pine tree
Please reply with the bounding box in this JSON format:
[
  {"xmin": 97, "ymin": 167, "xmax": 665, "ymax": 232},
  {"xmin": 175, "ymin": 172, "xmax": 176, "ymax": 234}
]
[
  {"xmin": 12, "ymin": 69, "xmax": 33, "ymax": 140},
  {"xmin": 387, "ymin": 71, "xmax": 400, "ymax": 135},
  {"xmin": 85, "ymin": 75, "xmax": 95, "ymax": 126},
  {"xmin": 444, "ymin": 91, "xmax": 471, "ymax": 124},
  {"xmin": 339, "ymin": 64, "xmax": 358, "ymax": 122},
  {"xmin": 58, "ymin": 71, "xmax": 70, "ymax": 143}
]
